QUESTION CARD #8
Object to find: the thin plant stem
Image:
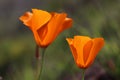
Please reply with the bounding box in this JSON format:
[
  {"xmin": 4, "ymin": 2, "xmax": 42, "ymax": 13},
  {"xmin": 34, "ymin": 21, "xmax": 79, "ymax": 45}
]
[
  {"xmin": 38, "ymin": 48, "xmax": 45, "ymax": 80},
  {"xmin": 36, "ymin": 45, "xmax": 40, "ymax": 59},
  {"xmin": 35, "ymin": 45, "xmax": 40, "ymax": 80},
  {"xmin": 81, "ymin": 69, "xmax": 85, "ymax": 80}
]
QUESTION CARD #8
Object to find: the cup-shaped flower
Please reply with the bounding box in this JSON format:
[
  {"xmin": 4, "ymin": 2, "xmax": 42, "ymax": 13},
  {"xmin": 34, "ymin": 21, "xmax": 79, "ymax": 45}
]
[
  {"xmin": 66, "ymin": 36, "xmax": 104, "ymax": 69},
  {"xmin": 19, "ymin": 9, "xmax": 73, "ymax": 48}
]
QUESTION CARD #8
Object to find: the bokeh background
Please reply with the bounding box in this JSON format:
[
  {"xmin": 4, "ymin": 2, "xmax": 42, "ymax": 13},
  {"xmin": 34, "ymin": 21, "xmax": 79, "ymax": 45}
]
[{"xmin": 0, "ymin": 0, "xmax": 120, "ymax": 80}]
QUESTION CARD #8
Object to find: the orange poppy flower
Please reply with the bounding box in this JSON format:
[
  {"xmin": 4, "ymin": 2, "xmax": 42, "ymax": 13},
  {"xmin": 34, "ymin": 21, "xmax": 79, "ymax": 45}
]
[
  {"xmin": 66, "ymin": 36, "xmax": 104, "ymax": 69},
  {"xmin": 19, "ymin": 9, "xmax": 73, "ymax": 47}
]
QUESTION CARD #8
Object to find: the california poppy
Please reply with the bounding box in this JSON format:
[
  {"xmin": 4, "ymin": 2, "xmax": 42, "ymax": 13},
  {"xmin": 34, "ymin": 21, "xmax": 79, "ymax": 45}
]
[
  {"xmin": 19, "ymin": 9, "xmax": 73, "ymax": 48},
  {"xmin": 66, "ymin": 36, "xmax": 104, "ymax": 69}
]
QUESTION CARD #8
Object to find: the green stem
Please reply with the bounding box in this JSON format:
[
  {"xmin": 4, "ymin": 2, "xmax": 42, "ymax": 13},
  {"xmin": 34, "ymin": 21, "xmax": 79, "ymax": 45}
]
[
  {"xmin": 37, "ymin": 48, "xmax": 45, "ymax": 80},
  {"xmin": 81, "ymin": 69, "xmax": 85, "ymax": 80}
]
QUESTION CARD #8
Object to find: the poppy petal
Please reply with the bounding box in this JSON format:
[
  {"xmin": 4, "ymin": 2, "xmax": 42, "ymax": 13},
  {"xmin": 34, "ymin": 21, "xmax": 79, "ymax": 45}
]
[
  {"xmin": 66, "ymin": 38, "xmax": 78, "ymax": 62},
  {"xmin": 37, "ymin": 23, "xmax": 48, "ymax": 47},
  {"xmin": 40, "ymin": 13, "xmax": 67, "ymax": 45},
  {"xmin": 86, "ymin": 38, "xmax": 104, "ymax": 67},
  {"xmin": 59, "ymin": 18, "xmax": 73, "ymax": 33},
  {"xmin": 19, "ymin": 12, "xmax": 33, "ymax": 28},
  {"xmin": 31, "ymin": 9, "xmax": 51, "ymax": 30},
  {"xmin": 83, "ymin": 40, "xmax": 93, "ymax": 68},
  {"xmin": 32, "ymin": 30, "xmax": 41, "ymax": 46},
  {"xmin": 73, "ymin": 36, "xmax": 91, "ymax": 67}
]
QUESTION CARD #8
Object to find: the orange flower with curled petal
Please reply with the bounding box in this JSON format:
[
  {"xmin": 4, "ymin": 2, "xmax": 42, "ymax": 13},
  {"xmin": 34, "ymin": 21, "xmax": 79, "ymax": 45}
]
[
  {"xmin": 66, "ymin": 36, "xmax": 104, "ymax": 69},
  {"xmin": 19, "ymin": 9, "xmax": 73, "ymax": 48}
]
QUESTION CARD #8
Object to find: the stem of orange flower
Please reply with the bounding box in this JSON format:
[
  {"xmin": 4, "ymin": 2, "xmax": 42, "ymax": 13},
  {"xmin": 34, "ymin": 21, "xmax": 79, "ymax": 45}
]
[
  {"xmin": 35, "ymin": 45, "xmax": 40, "ymax": 80},
  {"xmin": 38, "ymin": 48, "xmax": 45, "ymax": 80},
  {"xmin": 81, "ymin": 69, "xmax": 85, "ymax": 80},
  {"xmin": 36, "ymin": 45, "xmax": 39, "ymax": 59}
]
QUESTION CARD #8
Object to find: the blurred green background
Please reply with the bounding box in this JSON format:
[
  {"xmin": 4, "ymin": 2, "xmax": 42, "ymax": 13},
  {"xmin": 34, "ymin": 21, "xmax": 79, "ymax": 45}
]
[{"xmin": 0, "ymin": 0, "xmax": 120, "ymax": 80}]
